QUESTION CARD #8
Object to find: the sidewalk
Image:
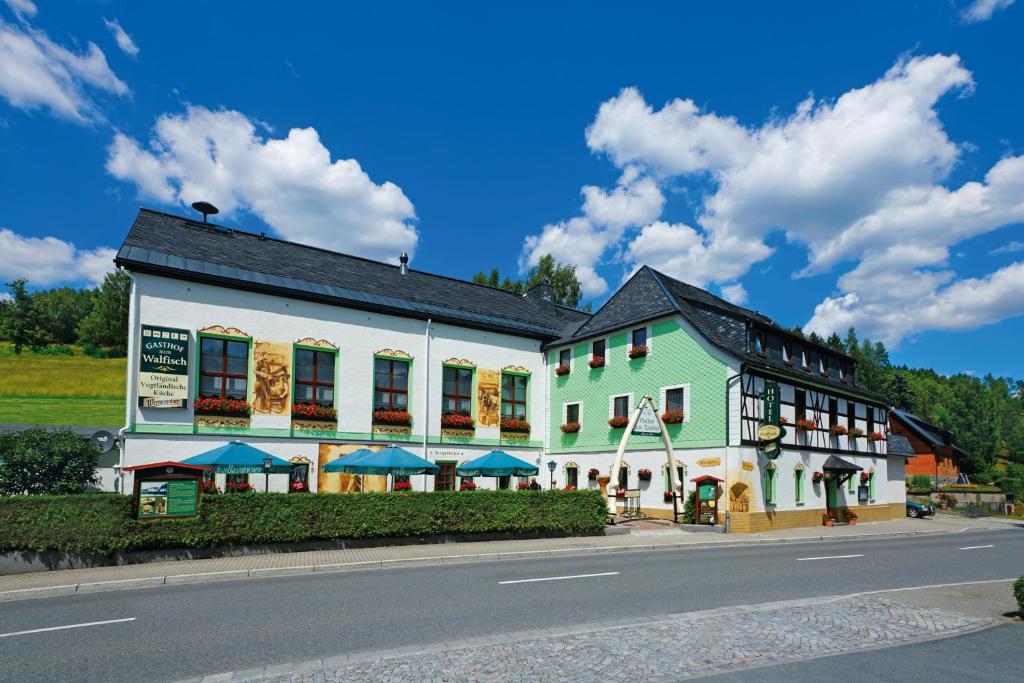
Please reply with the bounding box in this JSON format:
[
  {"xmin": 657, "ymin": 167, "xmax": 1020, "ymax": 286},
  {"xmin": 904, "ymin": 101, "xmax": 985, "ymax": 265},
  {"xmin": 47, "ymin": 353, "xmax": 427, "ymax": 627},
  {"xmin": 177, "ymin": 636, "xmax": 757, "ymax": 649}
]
[{"xmin": 1, "ymin": 513, "xmax": 1013, "ymax": 602}]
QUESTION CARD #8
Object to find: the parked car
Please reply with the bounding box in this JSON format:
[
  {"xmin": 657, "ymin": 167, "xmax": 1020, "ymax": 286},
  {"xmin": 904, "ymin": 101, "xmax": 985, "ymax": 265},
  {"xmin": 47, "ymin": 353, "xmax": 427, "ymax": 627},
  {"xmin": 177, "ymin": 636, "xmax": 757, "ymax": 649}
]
[{"xmin": 906, "ymin": 499, "xmax": 935, "ymax": 518}]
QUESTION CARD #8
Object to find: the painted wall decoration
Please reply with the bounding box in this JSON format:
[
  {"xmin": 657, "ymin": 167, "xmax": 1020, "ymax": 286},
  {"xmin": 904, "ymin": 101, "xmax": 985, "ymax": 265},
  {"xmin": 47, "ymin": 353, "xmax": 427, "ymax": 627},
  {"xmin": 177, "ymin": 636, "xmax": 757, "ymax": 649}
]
[
  {"xmin": 198, "ymin": 325, "xmax": 251, "ymax": 338},
  {"xmin": 317, "ymin": 443, "xmax": 387, "ymax": 493},
  {"xmin": 253, "ymin": 341, "xmax": 292, "ymax": 415},
  {"xmin": 138, "ymin": 325, "xmax": 190, "ymax": 408},
  {"xmin": 294, "ymin": 337, "xmax": 338, "ymax": 349},
  {"xmin": 477, "ymin": 368, "xmax": 501, "ymax": 427}
]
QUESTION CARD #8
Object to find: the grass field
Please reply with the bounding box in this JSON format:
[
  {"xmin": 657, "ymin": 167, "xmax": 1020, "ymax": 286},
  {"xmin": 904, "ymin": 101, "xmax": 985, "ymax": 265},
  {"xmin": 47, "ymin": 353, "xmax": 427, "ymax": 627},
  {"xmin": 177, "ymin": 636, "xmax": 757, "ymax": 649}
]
[{"xmin": 0, "ymin": 344, "xmax": 126, "ymax": 425}]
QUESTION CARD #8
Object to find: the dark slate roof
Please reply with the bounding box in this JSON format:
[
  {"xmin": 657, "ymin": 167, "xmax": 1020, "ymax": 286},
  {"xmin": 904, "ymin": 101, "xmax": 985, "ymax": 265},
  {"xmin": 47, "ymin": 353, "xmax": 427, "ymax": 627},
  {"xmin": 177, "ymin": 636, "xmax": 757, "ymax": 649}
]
[
  {"xmin": 886, "ymin": 433, "xmax": 915, "ymax": 457},
  {"xmin": 116, "ymin": 209, "xmax": 590, "ymax": 340},
  {"xmin": 890, "ymin": 409, "xmax": 964, "ymax": 455},
  {"xmin": 546, "ymin": 266, "xmax": 883, "ymax": 402},
  {"xmin": 822, "ymin": 454, "xmax": 863, "ymax": 471}
]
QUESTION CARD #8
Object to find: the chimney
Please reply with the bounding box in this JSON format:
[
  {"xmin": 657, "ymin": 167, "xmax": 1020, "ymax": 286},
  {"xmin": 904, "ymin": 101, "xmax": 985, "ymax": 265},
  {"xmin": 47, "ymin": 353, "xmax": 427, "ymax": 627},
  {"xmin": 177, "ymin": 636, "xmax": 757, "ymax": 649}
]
[
  {"xmin": 399, "ymin": 252, "xmax": 409, "ymax": 275},
  {"xmin": 524, "ymin": 281, "xmax": 555, "ymax": 307}
]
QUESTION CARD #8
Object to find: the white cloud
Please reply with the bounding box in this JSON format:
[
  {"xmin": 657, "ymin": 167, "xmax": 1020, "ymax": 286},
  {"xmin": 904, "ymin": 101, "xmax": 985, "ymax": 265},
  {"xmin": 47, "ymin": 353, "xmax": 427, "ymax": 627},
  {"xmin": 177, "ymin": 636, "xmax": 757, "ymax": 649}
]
[
  {"xmin": 961, "ymin": 0, "xmax": 1015, "ymax": 23},
  {"xmin": 0, "ymin": 228, "xmax": 115, "ymax": 287},
  {"xmin": 719, "ymin": 282, "xmax": 748, "ymax": 306},
  {"xmin": 103, "ymin": 18, "xmax": 138, "ymax": 57},
  {"xmin": 0, "ymin": 9, "xmax": 128, "ymax": 122},
  {"xmin": 992, "ymin": 240, "xmax": 1024, "ymax": 254},
  {"xmin": 106, "ymin": 106, "xmax": 418, "ymax": 263},
  {"xmin": 3, "ymin": 0, "xmax": 35, "ymax": 18}
]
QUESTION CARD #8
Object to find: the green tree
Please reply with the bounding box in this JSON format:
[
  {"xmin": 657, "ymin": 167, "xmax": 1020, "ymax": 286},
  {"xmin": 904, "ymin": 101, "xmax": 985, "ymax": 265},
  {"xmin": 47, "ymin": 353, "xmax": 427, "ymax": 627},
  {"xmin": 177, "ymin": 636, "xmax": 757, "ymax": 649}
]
[
  {"xmin": 885, "ymin": 370, "xmax": 915, "ymax": 410},
  {"xmin": 33, "ymin": 286, "xmax": 95, "ymax": 345},
  {"xmin": 1, "ymin": 279, "xmax": 50, "ymax": 353},
  {"xmin": 0, "ymin": 428, "xmax": 100, "ymax": 495},
  {"xmin": 825, "ymin": 332, "xmax": 845, "ymax": 351},
  {"xmin": 472, "ymin": 254, "xmax": 584, "ymax": 308},
  {"xmin": 76, "ymin": 270, "xmax": 130, "ymax": 356}
]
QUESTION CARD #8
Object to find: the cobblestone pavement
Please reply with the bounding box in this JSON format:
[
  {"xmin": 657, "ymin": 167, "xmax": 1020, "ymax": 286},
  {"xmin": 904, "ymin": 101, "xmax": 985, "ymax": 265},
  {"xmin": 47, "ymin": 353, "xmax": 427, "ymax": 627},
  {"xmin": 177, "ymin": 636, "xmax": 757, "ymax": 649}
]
[{"xmin": 200, "ymin": 584, "xmax": 1006, "ymax": 682}]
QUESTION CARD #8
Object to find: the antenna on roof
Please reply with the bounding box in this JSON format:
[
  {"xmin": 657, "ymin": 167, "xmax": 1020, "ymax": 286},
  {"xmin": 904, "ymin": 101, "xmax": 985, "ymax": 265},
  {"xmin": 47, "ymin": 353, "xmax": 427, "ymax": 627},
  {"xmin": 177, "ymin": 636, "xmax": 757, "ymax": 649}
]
[{"xmin": 191, "ymin": 201, "xmax": 219, "ymax": 223}]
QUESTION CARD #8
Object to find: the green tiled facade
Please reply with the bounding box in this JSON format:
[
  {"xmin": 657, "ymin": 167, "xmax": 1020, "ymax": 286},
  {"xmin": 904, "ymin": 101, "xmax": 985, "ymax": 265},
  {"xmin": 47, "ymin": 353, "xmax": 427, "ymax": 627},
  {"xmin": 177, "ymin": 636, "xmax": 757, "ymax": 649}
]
[{"xmin": 548, "ymin": 316, "xmax": 728, "ymax": 453}]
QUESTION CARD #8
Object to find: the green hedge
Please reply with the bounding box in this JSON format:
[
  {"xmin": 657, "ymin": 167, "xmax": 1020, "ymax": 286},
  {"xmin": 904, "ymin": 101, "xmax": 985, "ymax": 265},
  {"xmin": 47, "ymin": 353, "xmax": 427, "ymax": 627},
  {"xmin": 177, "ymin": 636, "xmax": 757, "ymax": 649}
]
[{"xmin": 0, "ymin": 489, "xmax": 607, "ymax": 556}]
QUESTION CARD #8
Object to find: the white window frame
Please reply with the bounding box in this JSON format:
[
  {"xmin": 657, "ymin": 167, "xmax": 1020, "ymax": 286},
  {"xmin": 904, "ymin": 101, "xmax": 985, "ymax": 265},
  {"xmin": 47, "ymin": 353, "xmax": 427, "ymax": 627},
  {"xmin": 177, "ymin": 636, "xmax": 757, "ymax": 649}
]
[
  {"xmin": 609, "ymin": 392, "xmax": 634, "ymax": 420},
  {"xmin": 556, "ymin": 346, "xmax": 573, "ymax": 372},
  {"xmin": 659, "ymin": 383, "xmax": 691, "ymax": 423},
  {"xmin": 562, "ymin": 401, "xmax": 583, "ymax": 426},
  {"xmin": 628, "ymin": 324, "xmax": 652, "ymax": 358},
  {"xmin": 590, "ymin": 337, "xmax": 611, "ymax": 366}
]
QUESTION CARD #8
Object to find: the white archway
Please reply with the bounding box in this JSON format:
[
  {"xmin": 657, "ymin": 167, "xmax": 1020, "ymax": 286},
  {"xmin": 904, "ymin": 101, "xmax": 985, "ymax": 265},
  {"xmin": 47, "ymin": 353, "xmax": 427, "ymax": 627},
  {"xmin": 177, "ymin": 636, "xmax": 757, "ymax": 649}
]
[{"xmin": 607, "ymin": 394, "xmax": 681, "ymax": 514}]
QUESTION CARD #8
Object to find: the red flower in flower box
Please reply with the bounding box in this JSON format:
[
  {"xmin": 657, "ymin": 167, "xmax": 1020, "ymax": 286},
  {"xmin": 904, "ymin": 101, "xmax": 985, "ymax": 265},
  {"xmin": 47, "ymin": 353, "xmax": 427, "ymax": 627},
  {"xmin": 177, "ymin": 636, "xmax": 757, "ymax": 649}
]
[
  {"xmin": 589, "ymin": 356, "xmax": 605, "ymax": 369},
  {"xmin": 608, "ymin": 416, "xmax": 629, "ymax": 429},
  {"xmin": 373, "ymin": 409, "xmax": 412, "ymax": 426},
  {"xmin": 860, "ymin": 472, "xmax": 871, "ymax": 483},
  {"xmin": 564, "ymin": 485, "xmax": 576, "ymax": 491},
  {"xmin": 866, "ymin": 431, "xmax": 885, "ymax": 442},
  {"xmin": 848, "ymin": 427, "xmax": 864, "ymax": 439},
  {"xmin": 555, "ymin": 364, "xmax": 570, "ymax": 376},
  {"xmin": 441, "ymin": 413, "xmax": 475, "ymax": 429},
  {"xmin": 795, "ymin": 418, "xmax": 818, "ymax": 432},
  {"xmin": 587, "ymin": 467, "xmax": 600, "ymax": 480},
  {"xmin": 561, "ymin": 421, "xmax": 581, "ymax": 433},
  {"xmin": 628, "ymin": 345, "xmax": 648, "ymax": 359},
  {"xmin": 225, "ymin": 480, "xmax": 254, "ymax": 493},
  {"xmin": 500, "ymin": 418, "xmax": 531, "ymax": 433},
  {"xmin": 459, "ymin": 481, "xmax": 477, "ymax": 491},
  {"xmin": 614, "ymin": 487, "xmax": 626, "ymax": 497},
  {"xmin": 200, "ymin": 480, "xmax": 221, "ymax": 495},
  {"xmin": 194, "ymin": 396, "xmax": 252, "ymax": 417},
  {"xmin": 661, "ymin": 410, "xmax": 684, "ymax": 424},
  {"xmin": 829, "ymin": 424, "xmax": 848, "ymax": 436},
  {"xmin": 291, "ymin": 403, "xmax": 337, "ymax": 421},
  {"xmin": 663, "ymin": 491, "xmax": 674, "ymax": 502},
  {"xmin": 778, "ymin": 416, "xmax": 789, "ymax": 425},
  {"xmin": 393, "ymin": 481, "xmax": 412, "ymax": 491},
  {"xmin": 637, "ymin": 468, "xmax": 652, "ymax": 481},
  {"xmin": 812, "ymin": 471, "xmax": 825, "ymax": 483},
  {"xmin": 517, "ymin": 481, "xmax": 531, "ymax": 490},
  {"xmin": 289, "ymin": 480, "xmax": 308, "ymax": 493}
]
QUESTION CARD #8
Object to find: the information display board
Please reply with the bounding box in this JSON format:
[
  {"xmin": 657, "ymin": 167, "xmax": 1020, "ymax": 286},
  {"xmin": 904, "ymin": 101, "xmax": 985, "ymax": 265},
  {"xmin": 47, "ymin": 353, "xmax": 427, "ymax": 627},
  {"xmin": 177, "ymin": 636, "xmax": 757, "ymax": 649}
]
[{"xmin": 138, "ymin": 479, "xmax": 198, "ymax": 517}]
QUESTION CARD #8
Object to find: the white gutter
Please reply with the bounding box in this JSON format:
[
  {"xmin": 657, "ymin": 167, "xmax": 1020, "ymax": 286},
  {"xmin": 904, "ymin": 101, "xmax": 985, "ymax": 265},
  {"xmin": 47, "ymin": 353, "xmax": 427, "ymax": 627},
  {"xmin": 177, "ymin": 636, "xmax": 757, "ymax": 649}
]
[
  {"xmin": 117, "ymin": 269, "xmax": 141, "ymax": 494},
  {"xmin": 422, "ymin": 318, "xmax": 432, "ymax": 489}
]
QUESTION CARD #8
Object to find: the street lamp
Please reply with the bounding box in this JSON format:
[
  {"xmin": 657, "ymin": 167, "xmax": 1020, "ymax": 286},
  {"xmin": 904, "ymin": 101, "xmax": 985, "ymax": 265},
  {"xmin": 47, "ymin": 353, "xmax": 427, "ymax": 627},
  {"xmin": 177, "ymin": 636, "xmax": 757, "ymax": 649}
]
[
  {"xmin": 547, "ymin": 459, "xmax": 557, "ymax": 490},
  {"xmin": 262, "ymin": 456, "xmax": 272, "ymax": 492}
]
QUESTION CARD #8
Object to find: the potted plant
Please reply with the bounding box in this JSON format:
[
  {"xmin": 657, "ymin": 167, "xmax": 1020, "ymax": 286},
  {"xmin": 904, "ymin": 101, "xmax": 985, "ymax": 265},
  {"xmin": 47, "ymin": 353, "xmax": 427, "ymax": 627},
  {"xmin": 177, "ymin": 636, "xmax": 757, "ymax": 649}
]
[
  {"xmin": 373, "ymin": 409, "xmax": 412, "ymax": 426},
  {"xmin": 663, "ymin": 491, "xmax": 674, "ymax": 503},
  {"xmin": 662, "ymin": 410, "xmax": 685, "ymax": 424},
  {"xmin": 860, "ymin": 472, "xmax": 871, "ymax": 484},
  {"xmin": 500, "ymin": 417, "xmax": 531, "ymax": 433},
  {"xmin": 289, "ymin": 480, "xmax": 309, "ymax": 493},
  {"xmin": 561, "ymin": 421, "xmax": 581, "ymax": 433},
  {"xmin": 393, "ymin": 481, "xmax": 413, "ymax": 492},
  {"xmin": 823, "ymin": 511, "xmax": 835, "ymax": 527},
  {"xmin": 628, "ymin": 345, "xmax": 648, "ymax": 359},
  {"xmin": 555, "ymin": 363, "xmax": 570, "ymax": 376},
  {"xmin": 638, "ymin": 468, "xmax": 653, "ymax": 481},
  {"xmin": 291, "ymin": 403, "xmax": 337, "ymax": 421},
  {"xmin": 795, "ymin": 418, "xmax": 817, "ymax": 432},
  {"xmin": 847, "ymin": 509, "xmax": 858, "ymax": 525},
  {"xmin": 608, "ymin": 416, "xmax": 629, "ymax": 429},
  {"xmin": 614, "ymin": 486, "xmax": 626, "ymax": 498},
  {"xmin": 866, "ymin": 431, "xmax": 885, "ymax": 442},
  {"xmin": 848, "ymin": 427, "xmax": 864, "ymax": 439},
  {"xmin": 588, "ymin": 467, "xmax": 600, "ymax": 481},
  {"xmin": 440, "ymin": 413, "xmax": 475, "ymax": 429},
  {"xmin": 225, "ymin": 480, "xmax": 254, "ymax": 493},
  {"xmin": 517, "ymin": 481, "xmax": 531, "ymax": 490},
  {"xmin": 194, "ymin": 396, "xmax": 252, "ymax": 418},
  {"xmin": 459, "ymin": 481, "xmax": 477, "ymax": 491},
  {"xmin": 812, "ymin": 471, "xmax": 825, "ymax": 484},
  {"xmin": 564, "ymin": 485, "xmax": 576, "ymax": 491},
  {"xmin": 829, "ymin": 424, "xmax": 848, "ymax": 436},
  {"xmin": 589, "ymin": 356, "xmax": 605, "ymax": 369}
]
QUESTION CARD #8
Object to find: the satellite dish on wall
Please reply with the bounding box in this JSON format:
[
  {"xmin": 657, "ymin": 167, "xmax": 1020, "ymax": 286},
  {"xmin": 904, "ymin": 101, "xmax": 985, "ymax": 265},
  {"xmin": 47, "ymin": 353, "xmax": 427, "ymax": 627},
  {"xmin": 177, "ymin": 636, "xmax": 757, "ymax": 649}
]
[
  {"xmin": 90, "ymin": 430, "xmax": 115, "ymax": 453},
  {"xmin": 191, "ymin": 201, "xmax": 220, "ymax": 223}
]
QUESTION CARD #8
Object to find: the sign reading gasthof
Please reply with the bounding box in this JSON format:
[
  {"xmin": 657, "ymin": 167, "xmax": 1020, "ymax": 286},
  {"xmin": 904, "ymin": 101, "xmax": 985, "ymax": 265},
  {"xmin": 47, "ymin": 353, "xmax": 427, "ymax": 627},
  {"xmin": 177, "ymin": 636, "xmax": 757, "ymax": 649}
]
[
  {"xmin": 138, "ymin": 325, "xmax": 190, "ymax": 408},
  {"xmin": 631, "ymin": 401, "xmax": 662, "ymax": 436}
]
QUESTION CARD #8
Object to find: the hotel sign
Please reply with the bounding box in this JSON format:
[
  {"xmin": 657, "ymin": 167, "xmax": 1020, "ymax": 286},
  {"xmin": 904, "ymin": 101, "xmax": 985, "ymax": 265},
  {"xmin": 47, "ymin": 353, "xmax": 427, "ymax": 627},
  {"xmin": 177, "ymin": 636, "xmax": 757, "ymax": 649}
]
[
  {"xmin": 632, "ymin": 402, "xmax": 662, "ymax": 436},
  {"xmin": 138, "ymin": 325, "xmax": 190, "ymax": 408}
]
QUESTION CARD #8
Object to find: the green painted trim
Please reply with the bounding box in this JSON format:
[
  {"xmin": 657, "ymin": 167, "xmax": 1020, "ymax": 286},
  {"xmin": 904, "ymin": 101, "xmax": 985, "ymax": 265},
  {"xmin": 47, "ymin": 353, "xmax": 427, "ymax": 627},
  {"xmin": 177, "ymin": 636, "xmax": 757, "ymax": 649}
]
[
  {"xmin": 548, "ymin": 438, "xmax": 722, "ymax": 454},
  {"xmin": 371, "ymin": 354, "xmax": 414, "ymax": 424},
  {"xmin": 501, "ymin": 369, "xmax": 531, "ymax": 377},
  {"xmin": 131, "ymin": 422, "xmax": 194, "ymax": 434},
  {"xmin": 291, "ymin": 344, "xmax": 340, "ymax": 415},
  {"xmin": 440, "ymin": 363, "xmax": 477, "ymax": 422},
  {"xmin": 499, "ymin": 371, "xmax": 531, "ymax": 429},
  {"xmin": 195, "ymin": 331, "xmax": 254, "ymax": 405},
  {"xmin": 197, "ymin": 425, "xmax": 291, "ymax": 437}
]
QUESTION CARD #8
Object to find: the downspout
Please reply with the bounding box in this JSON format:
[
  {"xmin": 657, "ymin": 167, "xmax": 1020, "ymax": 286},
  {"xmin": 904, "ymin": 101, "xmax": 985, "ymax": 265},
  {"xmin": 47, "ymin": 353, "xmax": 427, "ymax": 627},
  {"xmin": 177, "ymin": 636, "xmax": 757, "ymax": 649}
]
[
  {"xmin": 117, "ymin": 269, "xmax": 140, "ymax": 494},
  {"xmin": 724, "ymin": 367, "xmax": 743, "ymax": 533},
  {"xmin": 422, "ymin": 318, "xmax": 432, "ymax": 490}
]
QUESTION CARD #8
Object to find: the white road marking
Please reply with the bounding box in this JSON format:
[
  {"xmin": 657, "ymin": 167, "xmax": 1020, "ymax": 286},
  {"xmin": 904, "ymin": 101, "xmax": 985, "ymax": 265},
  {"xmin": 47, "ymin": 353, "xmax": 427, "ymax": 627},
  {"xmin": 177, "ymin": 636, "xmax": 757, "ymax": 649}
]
[
  {"xmin": 0, "ymin": 617, "xmax": 136, "ymax": 639},
  {"xmin": 959, "ymin": 544, "xmax": 994, "ymax": 550},
  {"xmin": 499, "ymin": 571, "xmax": 619, "ymax": 585},
  {"xmin": 796, "ymin": 554, "xmax": 864, "ymax": 561}
]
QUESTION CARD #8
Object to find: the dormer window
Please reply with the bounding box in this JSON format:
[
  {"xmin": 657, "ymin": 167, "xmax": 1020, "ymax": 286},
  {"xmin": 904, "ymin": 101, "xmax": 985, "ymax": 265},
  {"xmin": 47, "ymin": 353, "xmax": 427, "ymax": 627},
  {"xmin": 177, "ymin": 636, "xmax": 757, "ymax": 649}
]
[
  {"xmin": 753, "ymin": 329, "xmax": 766, "ymax": 356},
  {"xmin": 801, "ymin": 349, "xmax": 809, "ymax": 371},
  {"xmin": 839, "ymin": 364, "xmax": 847, "ymax": 382},
  {"xmin": 782, "ymin": 341, "xmax": 792, "ymax": 366},
  {"xmin": 819, "ymin": 355, "xmax": 828, "ymax": 376}
]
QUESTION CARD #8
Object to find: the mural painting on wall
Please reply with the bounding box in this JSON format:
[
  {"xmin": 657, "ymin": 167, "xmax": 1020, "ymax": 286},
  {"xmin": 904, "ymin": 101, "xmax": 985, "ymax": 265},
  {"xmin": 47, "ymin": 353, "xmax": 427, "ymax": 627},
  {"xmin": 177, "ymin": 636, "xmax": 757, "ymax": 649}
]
[
  {"xmin": 317, "ymin": 443, "xmax": 387, "ymax": 494},
  {"xmin": 729, "ymin": 482, "xmax": 751, "ymax": 513},
  {"xmin": 253, "ymin": 341, "xmax": 291, "ymax": 415},
  {"xmin": 477, "ymin": 368, "xmax": 501, "ymax": 427}
]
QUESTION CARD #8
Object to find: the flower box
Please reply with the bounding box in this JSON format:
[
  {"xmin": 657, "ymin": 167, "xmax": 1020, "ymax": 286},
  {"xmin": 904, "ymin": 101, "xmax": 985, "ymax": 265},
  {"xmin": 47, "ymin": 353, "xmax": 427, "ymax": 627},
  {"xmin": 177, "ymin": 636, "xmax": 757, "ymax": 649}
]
[
  {"xmin": 866, "ymin": 431, "xmax": 885, "ymax": 442},
  {"xmin": 373, "ymin": 409, "xmax": 412, "ymax": 426},
  {"xmin": 662, "ymin": 410, "xmax": 684, "ymax": 424},
  {"xmin": 848, "ymin": 427, "xmax": 864, "ymax": 439},
  {"xmin": 555, "ymin": 364, "xmax": 570, "ymax": 376},
  {"xmin": 587, "ymin": 468, "xmax": 600, "ymax": 481},
  {"xmin": 628, "ymin": 345, "xmax": 648, "ymax": 359},
  {"xmin": 778, "ymin": 416, "xmax": 788, "ymax": 425},
  {"xmin": 500, "ymin": 418, "xmax": 531, "ymax": 433},
  {"xmin": 441, "ymin": 413, "xmax": 475, "ymax": 429},
  {"xmin": 812, "ymin": 471, "xmax": 825, "ymax": 483},
  {"xmin": 459, "ymin": 481, "xmax": 477, "ymax": 491},
  {"xmin": 393, "ymin": 481, "xmax": 412, "ymax": 492},
  {"xmin": 226, "ymin": 481, "xmax": 254, "ymax": 493},
  {"xmin": 614, "ymin": 487, "xmax": 626, "ymax": 498},
  {"xmin": 200, "ymin": 480, "xmax": 222, "ymax": 495},
  {"xmin": 860, "ymin": 472, "xmax": 871, "ymax": 483},
  {"xmin": 194, "ymin": 397, "xmax": 252, "ymax": 417},
  {"xmin": 829, "ymin": 424, "xmax": 848, "ymax": 436},
  {"xmin": 794, "ymin": 419, "xmax": 817, "ymax": 432},
  {"xmin": 564, "ymin": 485, "xmax": 576, "ymax": 491},
  {"xmin": 291, "ymin": 403, "xmax": 337, "ymax": 421},
  {"xmin": 663, "ymin": 491, "xmax": 674, "ymax": 503},
  {"xmin": 637, "ymin": 468, "xmax": 652, "ymax": 481},
  {"xmin": 561, "ymin": 421, "xmax": 581, "ymax": 434},
  {"xmin": 289, "ymin": 481, "xmax": 309, "ymax": 493},
  {"xmin": 608, "ymin": 416, "xmax": 629, "ymax": 429},
  {"xmin": 589, "ymin": 356, "xmax": 605, "ymax": 369}
]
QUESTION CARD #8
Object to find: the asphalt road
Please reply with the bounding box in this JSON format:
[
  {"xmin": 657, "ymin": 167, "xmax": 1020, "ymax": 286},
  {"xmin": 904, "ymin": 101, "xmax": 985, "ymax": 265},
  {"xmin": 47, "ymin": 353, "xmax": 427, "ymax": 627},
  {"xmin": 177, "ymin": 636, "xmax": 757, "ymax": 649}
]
[{"xmin": 1, "ymin": 527, "xmax": 1022, "ymax": 682}]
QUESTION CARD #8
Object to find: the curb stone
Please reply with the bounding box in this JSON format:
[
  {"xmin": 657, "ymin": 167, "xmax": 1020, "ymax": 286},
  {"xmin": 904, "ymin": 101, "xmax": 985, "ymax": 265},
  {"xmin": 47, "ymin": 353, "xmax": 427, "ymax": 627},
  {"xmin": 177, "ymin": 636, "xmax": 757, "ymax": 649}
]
[{"xmin": 0, "ymin": 526, "xmax": 983, "ymax": 603}]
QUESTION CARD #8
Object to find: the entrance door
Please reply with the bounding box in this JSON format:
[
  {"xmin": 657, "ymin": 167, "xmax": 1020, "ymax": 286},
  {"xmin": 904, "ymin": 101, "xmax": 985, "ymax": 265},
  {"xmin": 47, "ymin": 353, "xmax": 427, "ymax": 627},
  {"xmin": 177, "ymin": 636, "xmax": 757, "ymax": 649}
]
[
  {"xmin": 825, "ymin": 475, "xmax": 838, "ymax": 511},
  {"xmin": 434, "ymin": 462, "xmax": 456, "ymax": 491}
]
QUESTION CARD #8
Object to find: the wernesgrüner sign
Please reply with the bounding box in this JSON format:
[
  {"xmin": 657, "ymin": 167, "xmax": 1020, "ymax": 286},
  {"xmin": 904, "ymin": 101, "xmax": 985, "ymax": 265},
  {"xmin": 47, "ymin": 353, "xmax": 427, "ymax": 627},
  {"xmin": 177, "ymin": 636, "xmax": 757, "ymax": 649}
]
[{"xmin": 138, "ymin": 325, "xmax": 190, "ymax": 408}]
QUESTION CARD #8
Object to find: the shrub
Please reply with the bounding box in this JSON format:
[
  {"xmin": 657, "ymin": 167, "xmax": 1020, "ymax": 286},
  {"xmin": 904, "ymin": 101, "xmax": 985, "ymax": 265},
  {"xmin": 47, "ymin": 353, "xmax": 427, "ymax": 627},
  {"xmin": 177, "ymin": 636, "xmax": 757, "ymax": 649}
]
[
  {"xmin": 681, "ymin": 490, "xmax": 697, "ymax": 524},
  {"xmin": 909, "ymin": 475, "xmax": 933, "ymax": 491},
  {"xmin": 0, "ymin": 489, "xmax": 608, "ymax": 556},
  {"xmin": 1014, "ymin": 576, "xmax": 1024, "ymax": 613},
  {"xmin": 0, "ymin": 428, "xmax": 99, "ymax": 495}
]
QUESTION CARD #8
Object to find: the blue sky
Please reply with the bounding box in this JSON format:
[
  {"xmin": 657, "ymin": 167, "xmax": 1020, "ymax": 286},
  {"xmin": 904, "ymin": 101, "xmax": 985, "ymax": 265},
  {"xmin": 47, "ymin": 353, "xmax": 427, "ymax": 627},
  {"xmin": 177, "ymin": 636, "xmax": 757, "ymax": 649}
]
[{"xmin": 1, "ymin": 0, "xmax": 1022, "ymax": 377}]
